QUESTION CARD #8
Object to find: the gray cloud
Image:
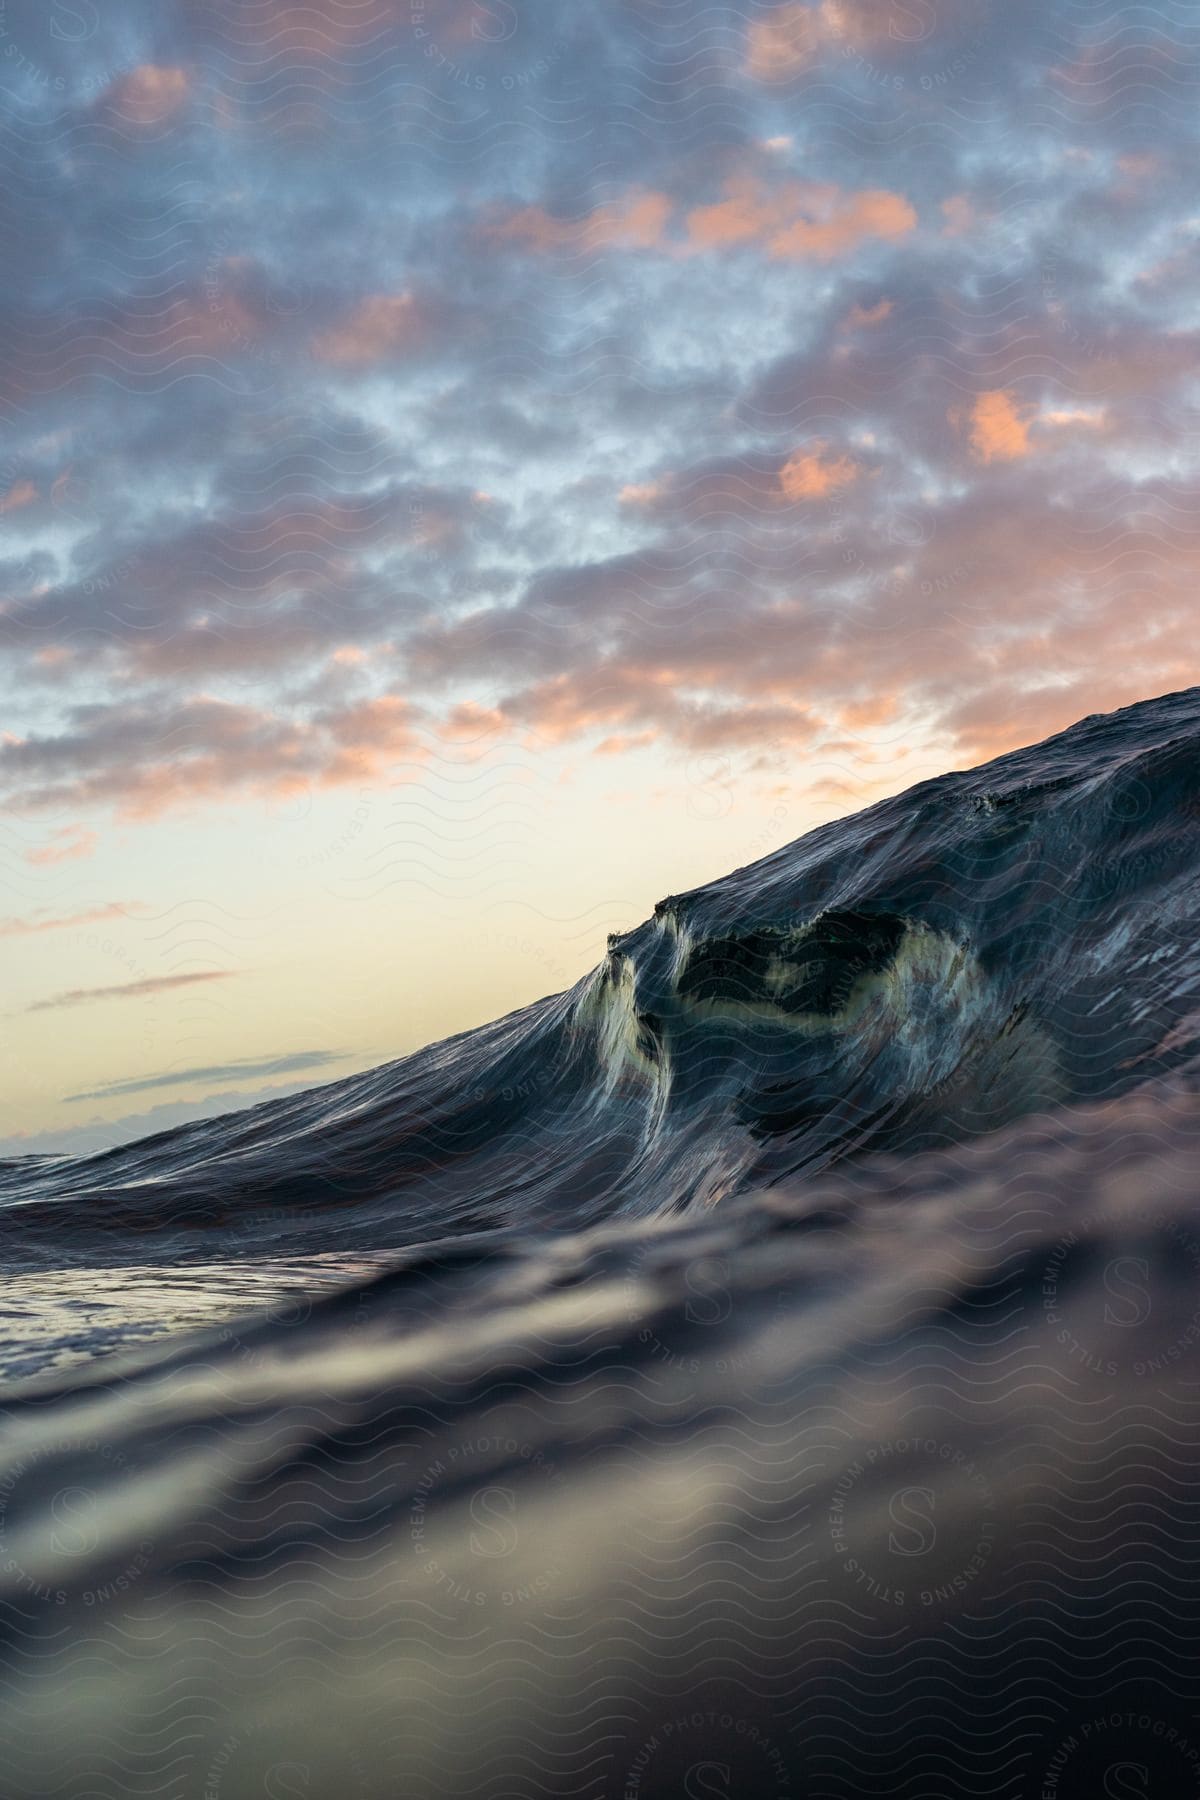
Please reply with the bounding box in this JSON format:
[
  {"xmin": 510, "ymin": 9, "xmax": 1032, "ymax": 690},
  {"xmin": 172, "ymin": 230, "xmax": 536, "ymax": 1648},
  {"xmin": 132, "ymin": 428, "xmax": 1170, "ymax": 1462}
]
[
  {"xmin": 0, "ymin": 0, "xmax": 1195, "ymax": 810},
  {"xmin": 65, "ymin": 1048, "xmax": 346, "ymax": 1102},
  {"xmin": 27, "ymin": 969, "xmax": 237, "ymax": 1012}
]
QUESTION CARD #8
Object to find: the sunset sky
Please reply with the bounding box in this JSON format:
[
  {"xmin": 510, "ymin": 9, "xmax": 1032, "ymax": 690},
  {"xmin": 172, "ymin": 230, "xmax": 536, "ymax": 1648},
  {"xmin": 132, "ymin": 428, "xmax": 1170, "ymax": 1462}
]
[{"xmin": 2, "ymin": 0, "xmax": 1197, "ymax": 1154}]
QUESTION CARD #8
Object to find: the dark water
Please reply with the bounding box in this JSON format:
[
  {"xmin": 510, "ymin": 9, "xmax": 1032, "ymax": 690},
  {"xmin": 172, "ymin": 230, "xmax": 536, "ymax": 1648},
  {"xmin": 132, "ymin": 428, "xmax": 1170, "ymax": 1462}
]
[{"xmin": 4, "ymin": 687, "xmax": 1200, "ymax": 1796}]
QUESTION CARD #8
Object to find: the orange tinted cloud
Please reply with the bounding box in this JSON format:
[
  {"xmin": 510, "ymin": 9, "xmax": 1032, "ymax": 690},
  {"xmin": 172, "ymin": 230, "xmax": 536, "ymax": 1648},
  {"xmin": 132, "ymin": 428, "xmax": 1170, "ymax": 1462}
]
[
  {"xmin": 844, "ymin": 298, "xmax": 893, "ymax": 328},
  {"xmin": 493, "ymin": 178, "xmax": 914, "ymax": 264},
  {"xmin": 0, "ymin": 694, "xmax": 426, "ymax": 820},
  {"xmin": 745, "ymin": 0, "xmax": 937, "ymax": 79},
  {"xmin": 499, "ymin": 666, "xmax": 817, "ymax": 755},
  {"xmin": 684, "ymin": 178, "xmax": 773, "ymax": 250},
  {"xmin": 619, "ymin": 481, "xmax": 666, "ymax": 507},
  {"xmin": 770, "ymin": 188, "xmax": 915, "ymax": 258},
  {"xmin": 493, "ymin": 190, "xmax": 672, "ymax": 254},
  {"xmin": 779, "ymin": 443, "xmax": 859, "ymax": 499},
  {"xmin": 313, "ymin": 293, "xmax": 430, "ymax": 365},
  {"xmin": 823, "ymin": 0, "xmax": 940, "ymax": 49},
  {"xmin": 966, "ymin": 390, "xmax": 1034, "ymax": 463},
  {"xmin": 0, "ymin": 900, "xmax": 131, "ymax": 938},
  {"xmin": 940, "ymin": 194, "xmax": 975, "ymax": 237},
  {"xmin": 1040, "ymin": 405, "xmax": 1108, "ymax": 431},
  {"xmin": 102, "ymin": 290, "xmax": 265, "ymax": 359},
  {"xmin": 686, "ymin": 178, "xmax": 916, "ymax": 261},
  {"xmin": 25, "ymin": 827, "xmax": 98, "ymax": 866},
  {"xmin": 0, "ymin": 479, "xmax": 37, "ymax": 513},
  {"xmin": 744, "ymin": 4, "xmax": 822, "ymax": 79},
  {"xmin": 1116, "ymin": 152, "xmax": 1159, "ymax": 181},
  {"xmin": 110, "ymin": 65, "xmax": 190, "ymax": 124}
]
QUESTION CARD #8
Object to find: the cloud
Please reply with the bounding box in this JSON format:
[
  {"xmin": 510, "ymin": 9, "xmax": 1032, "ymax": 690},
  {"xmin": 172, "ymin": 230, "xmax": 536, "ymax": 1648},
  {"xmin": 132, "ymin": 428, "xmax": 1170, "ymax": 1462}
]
[
  {"xmin": 0, "ymin": 0, "xmax": 1195, "ymax": 857},
  {"xmin": 490, "ymin": 177, "xmax": 916, "ymax": 263},
  {"xmin": 488, "ymin": 664, "xmax": 819, "ymax": 755},
  {"xmin": 0, "ymin": 693, "xmax": 424, "ymax": 818},
  {"xmin": 180, "ymin": 0, "xmax": 408, "ymax": 59},
  {"xmin": 25, "ymin": 826, "xmax": 98, "ymax": 866},
  {"xmin": 821, "ymin": 0, "xmax": 941, "ymax": 50},
  {"xmin": 685, "ymin": 177, "xmax": 916, "ymax": 261},
  {"xmin": 1040, "ymin": 406, "xmax": 1108, "ymax": 431},
  {"xmin": 744, "ymin": 0, "xmax": 944, "ymax": 80},
  {"xmin": 743, "ymin": 5, "xmax": 823, "ymax": 80},
  {"xmin": 65, "ymin": 1048, "xmax": 346, "ymax": 1102},
  {"xmin": 0, "ymin": 1077, "xmax": 346, "ymax": 1159},
  {"xmin": 3, "ymin": 468, "xmax": 489, "ymax": 684},
  {"xmin": 0, "ymin": 901, "xmax": 136, "ymax": 938},
  {"xmin": 0, "ymin": 479, "xmax": 38, "ymax": 514},
  {"xmin": 844, "ymin": 298, "xmax": 893, "ymax": 328},
  {"xmin": 965, "ymin": 390, "xmax": 1034, "ymax": 463},
  {"xmin": 619, "ymin": 482, "xmax": 666, "ymax": 507},
  {"xmin": 312, "ymin": 292, "xmax": 438, "ymax": 365},
  {"xmin": 492, "ymin": 191, "xmax": 673, "ymax": 254},
  {"xmin": 940, "ymin": 195, "xmax": 975, "ymax": 237},
  {"xmin": 779, "ymin": 443, "xmax": 859, "ymax": 499},
  {"xmin": 26, "ymin": 970, "xmax": 238, "ymax": 1013},
  {"xmin": 107, "ymin": 65, "xmax": 190, "ymax": 125}
]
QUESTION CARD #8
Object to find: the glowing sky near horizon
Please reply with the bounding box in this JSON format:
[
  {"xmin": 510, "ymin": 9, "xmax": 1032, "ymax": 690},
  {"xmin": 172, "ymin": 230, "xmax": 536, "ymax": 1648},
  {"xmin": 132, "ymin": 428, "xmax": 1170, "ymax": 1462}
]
[{"xmin": 1, "ymin": 0, "xmax": 1198, "ymax": 1153}]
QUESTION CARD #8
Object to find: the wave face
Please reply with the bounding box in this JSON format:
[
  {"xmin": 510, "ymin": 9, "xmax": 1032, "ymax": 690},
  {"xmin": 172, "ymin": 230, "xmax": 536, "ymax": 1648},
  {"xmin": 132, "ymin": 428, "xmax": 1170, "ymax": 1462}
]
[
  {"xmin": 4, "ymin": 687, "xmax": 1200, "ymax": 1796},
  {"xmin": 7, "ymin": 685, "xmax": 1200, "ymax": 1261}
]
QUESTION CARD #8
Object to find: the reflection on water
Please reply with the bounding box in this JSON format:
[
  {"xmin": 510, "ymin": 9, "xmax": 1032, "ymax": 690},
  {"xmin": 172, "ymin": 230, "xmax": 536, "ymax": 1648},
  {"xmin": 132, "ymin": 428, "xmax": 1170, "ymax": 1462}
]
[{"xmin": 0, "ymin": 1255, "xmax": 397, "ymax": 1381}]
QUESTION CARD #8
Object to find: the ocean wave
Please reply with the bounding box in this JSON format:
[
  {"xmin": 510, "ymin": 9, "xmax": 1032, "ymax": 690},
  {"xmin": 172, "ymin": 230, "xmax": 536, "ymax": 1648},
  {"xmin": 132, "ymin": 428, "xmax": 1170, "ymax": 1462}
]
[{"xmin": 4, "ymin": 688, "xmax": 1200, "ymax": 1794}]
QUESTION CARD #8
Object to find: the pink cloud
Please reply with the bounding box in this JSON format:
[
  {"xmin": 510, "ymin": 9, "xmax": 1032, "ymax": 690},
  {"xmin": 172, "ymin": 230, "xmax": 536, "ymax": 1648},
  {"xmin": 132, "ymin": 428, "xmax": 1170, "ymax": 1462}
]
[
  {"xmin": 744, "ymin": 0, "xmax": 943, "ymax": 79},
  {"xmin": 1038, "ymin": 406, "xmax": 1109, "ymax": 434},
  {"xmin": 25, "ymin": 827, "xmax": 99, "ymax": 866},
  {"xmin": 0, "ymin": 694, "xmax": 426, "ymax": 821},
  {"xmin": 0, "ymin": 479, "xmax": 37, "ymax": 514},
  {"xmin": 779, "ymin": 443, "xmax": 860, "ymax": 500},
  {"xmin": 743, "ymin": 4, "xmax": 822, "ymax": 79},
  {"xmin": 964, "ymin": 389, "xmax": 1034, "ymax": 463},
  {"xmin": 686, "ymin": 177, "xmax": 916, "ymax": 261},
  {"xmin": 106, "ymin": 291, "xmax": 266, "ymax": 360},
  {"xmin": 491, "ymin": 177, "xmax": 915, "ymax": 264},
  {"xmin": 843, "ymin": 298, "xmax": 893, "ymax": 328},
  {"xmin": 493, "ymin": 190, "xmax": 673, "ymax": 254},
  {"xmin": 312, "ymin": 292, "xmax": 433, "ymax": 365},
  {"xmin": 27, "ymin": 970, "xmax": 235, "ymax": 1013},
  {"xmin": 108, "ymin": 65, "xmax": 190, "ymax": 125},
  {"xmin": 619, "ymin": 481, "xmax": 667, "ymax": 507},
  {"xmin": 491, "ymin": 664, "xmax": 819, "ymax": 757},
  {"xmin": 0, "ymin": 901, "xmax": 135, "ymax": 939},
  {"xmin": 940, "ymin": 194, "xmax": 975, "ymax": 237}
]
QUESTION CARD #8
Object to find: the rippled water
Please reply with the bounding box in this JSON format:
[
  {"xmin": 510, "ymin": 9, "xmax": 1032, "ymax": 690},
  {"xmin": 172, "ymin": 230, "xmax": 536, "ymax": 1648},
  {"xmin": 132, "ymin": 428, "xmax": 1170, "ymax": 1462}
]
[{"xmin": 4, "ymin": 687, "xmax": 1200, "ymax": 1796}]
